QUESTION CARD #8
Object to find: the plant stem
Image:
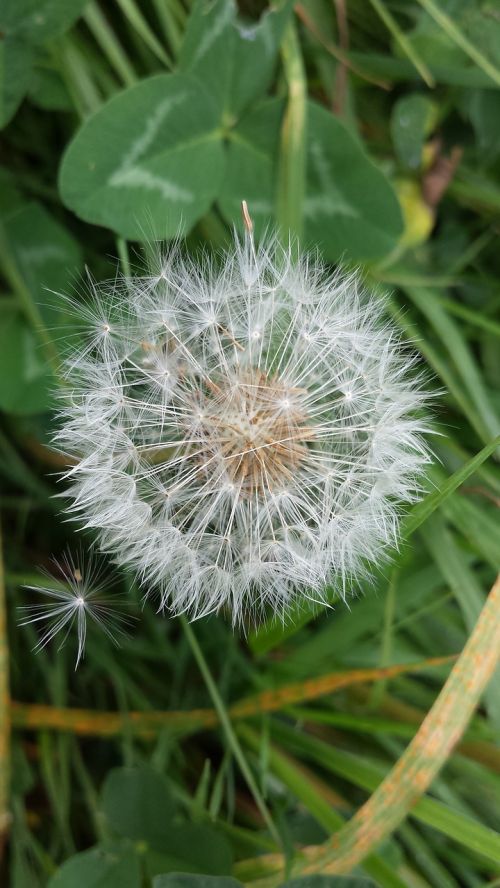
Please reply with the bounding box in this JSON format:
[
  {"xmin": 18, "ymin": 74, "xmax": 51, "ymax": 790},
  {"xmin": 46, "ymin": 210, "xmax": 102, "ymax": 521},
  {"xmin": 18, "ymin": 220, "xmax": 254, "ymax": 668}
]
[
  {"xmin": 84, "ymin": 2, "xmax": 137, "ymax": 87},
  {"xmin": 180, "ymin": 616, "xmax": 282, "ymax": 847},
  {"xmin": 415, "ymin": 0, "xmax": 500, "ymax": 87},
  {"xmin": 115, "ymin": 0, "xmax": 173, "ymax": 68},
  {"xmin": 368, "ymin": 0, "xmax": 434, "ymax": 87},
  {"xmin": 276, "ymin": 21, "xmax": 307, "ymax": 242}
]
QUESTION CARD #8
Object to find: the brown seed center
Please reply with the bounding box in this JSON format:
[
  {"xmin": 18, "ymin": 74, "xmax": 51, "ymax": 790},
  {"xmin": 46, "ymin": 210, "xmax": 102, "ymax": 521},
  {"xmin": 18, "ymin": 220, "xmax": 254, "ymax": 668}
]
[{"xmin": 195, "ymin": 369, "xmax": 314, "ymax": 497}]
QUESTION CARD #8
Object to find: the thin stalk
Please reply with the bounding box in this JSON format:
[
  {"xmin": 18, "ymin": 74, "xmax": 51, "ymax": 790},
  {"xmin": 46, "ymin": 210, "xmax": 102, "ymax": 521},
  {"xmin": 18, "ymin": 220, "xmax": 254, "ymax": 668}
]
[
  {"xmin": 115, "ymin": 0, "xmax": 173, "ymax": 68},
  {"xmin": 180, "ymin": 617, "xmax": 281, "ymax": 847},
  {"xmin": 116, "ymin": 237, "xmax": 132, "ymax": 279},
  {"xmin": 54, "ymin": 36, "xmax": 103, "ymax": 117},
  {"xmin": 370, "ymin": 569, "xmax": 398, "ymax": 709},
  {"xmin": 152, "ymin": 0, "xmax": 183, "ymax": 56},
  {"xmin": 294, "ymin": 4, "xmax": 390, "ymax": 90},
  {"xmin": 84, "ymin": 2, "xmax": 137, "ymax": 87},
  {"xmin": 276, "ymin": 21, "xmax": 307, "ymax": 241},
  {"xmin": 415, "ymin": 0, "xmax": 500, "ymax": 87},
  {"xmin": 368, "ymin": 0, "xmax": 434, "ymax": 87}
]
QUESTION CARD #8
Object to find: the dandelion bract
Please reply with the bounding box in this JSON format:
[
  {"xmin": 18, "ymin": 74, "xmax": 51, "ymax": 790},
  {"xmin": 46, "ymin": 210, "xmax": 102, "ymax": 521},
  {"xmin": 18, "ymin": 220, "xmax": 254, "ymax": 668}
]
[{"xmin": 55, "ymin": 227, "xmax": 431, "ymax": 624}]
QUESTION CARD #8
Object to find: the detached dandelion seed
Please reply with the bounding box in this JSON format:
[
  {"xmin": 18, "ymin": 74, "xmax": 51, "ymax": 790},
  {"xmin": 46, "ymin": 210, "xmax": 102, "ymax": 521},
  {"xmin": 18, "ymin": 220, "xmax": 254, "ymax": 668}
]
[
  {"xmin": 19, "ymin": 551, "xmax": 132, "ymax": 668},
  {"xmin": 54, "ymin": 207, "xmax": 431, "ymax": 625}
]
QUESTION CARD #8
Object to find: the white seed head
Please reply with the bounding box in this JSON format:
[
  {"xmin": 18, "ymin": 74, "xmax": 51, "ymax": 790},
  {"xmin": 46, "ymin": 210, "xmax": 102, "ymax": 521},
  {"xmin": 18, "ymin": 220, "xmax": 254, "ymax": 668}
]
[{"xmin": 54, "ymin": 233, "xmax": 431, "ymax": 625}]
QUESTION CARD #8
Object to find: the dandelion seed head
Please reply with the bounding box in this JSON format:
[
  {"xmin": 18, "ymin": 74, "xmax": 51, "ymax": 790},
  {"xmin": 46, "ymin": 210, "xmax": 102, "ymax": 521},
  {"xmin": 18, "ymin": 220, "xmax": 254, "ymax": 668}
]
[{"xmin": 54, "ymin": 230, "xmax": 431, "ymax": 625}]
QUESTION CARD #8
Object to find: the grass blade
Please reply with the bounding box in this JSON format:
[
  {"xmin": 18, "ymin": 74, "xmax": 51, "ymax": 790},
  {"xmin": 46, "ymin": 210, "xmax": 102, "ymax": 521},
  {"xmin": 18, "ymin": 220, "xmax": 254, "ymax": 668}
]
[
  {"xmin": 402, "ymin": 435, "xmax": 500, "ymax": 539},
  {"xmin": 415, "ymin": 0, "xmax": 500, "ymax": 87}
]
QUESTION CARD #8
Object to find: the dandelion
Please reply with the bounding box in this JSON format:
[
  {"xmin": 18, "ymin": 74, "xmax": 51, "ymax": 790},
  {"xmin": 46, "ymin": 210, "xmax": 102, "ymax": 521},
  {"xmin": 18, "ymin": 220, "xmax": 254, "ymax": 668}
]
[
  {"xmin": 19, "ymin": 551, "xmax": 131, "ymax": 668},
  {"xmin": 54, "ymin": 208, "xmax": 431, "ymax": 625}
]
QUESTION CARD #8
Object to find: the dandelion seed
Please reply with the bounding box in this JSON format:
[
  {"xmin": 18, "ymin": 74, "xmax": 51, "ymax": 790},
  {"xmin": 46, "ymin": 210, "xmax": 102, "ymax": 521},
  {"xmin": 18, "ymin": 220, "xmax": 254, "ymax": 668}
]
[
  {"xmin": 19, "ymin": 551, "xmax": 132, "ymax": 668},
  {"xmin": 54, "ymin": 216, "xmax": 431, "ymax": 625}
]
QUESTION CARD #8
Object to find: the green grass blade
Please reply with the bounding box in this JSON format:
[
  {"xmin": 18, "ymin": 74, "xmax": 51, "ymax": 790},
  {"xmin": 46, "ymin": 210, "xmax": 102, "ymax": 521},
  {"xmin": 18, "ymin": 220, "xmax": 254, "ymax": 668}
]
[
  {"xmin": 415, "ymin": 0, "xmax": 500, "ymax": 87},
  {"xmin": 402, "ymin": 436, "xmax": 500, "ymax": 539}
]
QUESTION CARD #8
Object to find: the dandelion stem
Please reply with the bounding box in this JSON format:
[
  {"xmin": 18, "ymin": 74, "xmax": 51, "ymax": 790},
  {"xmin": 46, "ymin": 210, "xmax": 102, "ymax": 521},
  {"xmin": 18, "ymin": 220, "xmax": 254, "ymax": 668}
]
[
  {"xmin": 277, "ymin": 21, "xmax": 307, "ymax": 241},
  {"xmin": 116, "ymin": 237, "xmax": 131, "ymax": 279},
  {"xmin": 180, "ymin": 616, "xmax": 282, "ymax": 847}
]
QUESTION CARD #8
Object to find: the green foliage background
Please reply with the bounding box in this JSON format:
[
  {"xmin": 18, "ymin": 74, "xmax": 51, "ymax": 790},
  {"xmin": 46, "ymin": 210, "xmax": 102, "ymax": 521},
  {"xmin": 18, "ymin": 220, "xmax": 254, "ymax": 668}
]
[{"xmin": 0, "ymin": 0, "xmax": 499, "ymax": 886}]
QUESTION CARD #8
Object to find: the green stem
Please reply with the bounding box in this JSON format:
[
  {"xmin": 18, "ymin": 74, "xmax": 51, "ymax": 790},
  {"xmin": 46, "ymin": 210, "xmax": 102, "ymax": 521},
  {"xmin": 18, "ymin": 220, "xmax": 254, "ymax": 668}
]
[
  {"xmin": 276, "ymin": 21, "xmax": 307, "ymax": 242},
  {"xmin": 84, "ymin": 2, "xmax": 137, "ymax": 87},
  {"xmin": 115, "ymin": 0, "xmax": 173, "ymax": 68},
  {"xmin": 152, "ymin": 0, "xmax": 184, "ymax": 57},
  {"xmin": 180, "ymin": 617, "xmax": 281, "ymax": 847},
  {"xmin": 370, "ymin": 569, "xmax": 398, "ymax": 709},
  {"xmin": 53, "ymin": 35, "xmax": 103, "ymax": 117},
  {"xmin": 415, "ymin": 0, "xmax": 500, "ymax": 87},
  {"xmin": 368, "ymin": 0, "xmax": 434, "ymax": 87},
  {"xmin": 116, "ymin": 237, "xmax": 132, "ymax": 279}
]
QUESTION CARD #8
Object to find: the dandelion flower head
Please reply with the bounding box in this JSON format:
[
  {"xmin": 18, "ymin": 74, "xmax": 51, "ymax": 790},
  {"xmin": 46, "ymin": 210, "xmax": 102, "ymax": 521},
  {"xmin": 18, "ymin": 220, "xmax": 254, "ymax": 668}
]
[{"xmin": 55, "ymin": 222, "xmax": 430, "ymax": 624}]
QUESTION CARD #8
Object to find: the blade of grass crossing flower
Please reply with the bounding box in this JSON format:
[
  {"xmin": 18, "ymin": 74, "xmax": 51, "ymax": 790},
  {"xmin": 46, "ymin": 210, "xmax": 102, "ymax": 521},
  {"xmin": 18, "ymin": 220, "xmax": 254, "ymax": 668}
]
[
  {"xmin": 0, "ymin": 520, "xmax": 9, "ymax": 851},
  {"xmin": 277, "ymin": 21, "xmax": 307, "ymax": 240},
  {"xmin": 285, "ymin": 574, "xmax": 500, "ymax": 875},
  {"xmin": 116, "ymin": 237, "xmax": 131, "ymax": 280},
  {"xmin": 415, "ymin": 0, "xmax": 500, "ymax": 87},
  {"xmin": 180, "ymin": 616, "xmax": 282, "ymax": 847}
]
